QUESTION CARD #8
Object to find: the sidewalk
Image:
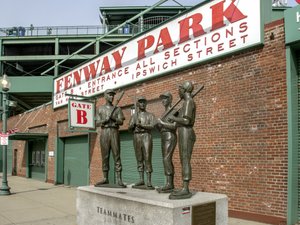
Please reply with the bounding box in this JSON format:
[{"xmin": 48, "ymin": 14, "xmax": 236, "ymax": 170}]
[
  {"xmin": 0, "ymin": 175, "xmax": 270, "ymax": 225},
  {"xmin": 0, "ymin": 175, "xmax": 76, "ymax": 225}
]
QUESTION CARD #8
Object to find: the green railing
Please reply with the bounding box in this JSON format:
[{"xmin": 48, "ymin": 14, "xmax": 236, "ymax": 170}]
[
  {"xmin": 0, "ymin": 24, "xmax": 139, "ymax": 37},
  {"xmin": 0, "ymin": 16, "xmax": 172, "ymax": 37}
]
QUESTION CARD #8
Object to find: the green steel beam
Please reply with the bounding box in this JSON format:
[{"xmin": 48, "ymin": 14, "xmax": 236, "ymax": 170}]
[
  {"xmin": 96, "ymin": 37, "xmax": 130, "ymax": 42},
  {"xmin": 0, "ymin": 39, "xmax": 2, "ymax": 56},
  {"xmin": 0, "ymin": 39, "xmax": 2, "ymax": 75},
  {"xmin": 9, "ymin": 95, "xmax": 32, "ymax": 110},
  {"xmin": 0, "ymin": 55, "xmax": 96, "ymax": 61},
  {"xmin": 9, "ymin": 76, "xmax": 53, "ymax": 93},
  {"xmin": 2, "ymin": 39, "xmax": 56, "ymax": 44},
  {"xmin": 41, "ymin": 0, "xmax": 168, "ymax": 76},
  {"xmin": 58, "ymin": 38, "xmax": 102, "ymax": 43},
  {"xmin": 100, "ymin": 6, "xmax": 188, "ymax": 11},
  {"xmin": 55, "ymin": 38, "xmax": 59, "ymax": 55},
  {"xmin": 1, "ymin": 37, "xmax": 108, "ymax": 44},
  {"xmin": 95, "ymin": 40, "xmax": 100, "ymax": 55},
  {"xmin": 1, "ymin": 37, "xmax": 128, "ymax": 45},
  {"xmin": 55, "ymin": 38, "xmax": 59, "ymax": 77}
]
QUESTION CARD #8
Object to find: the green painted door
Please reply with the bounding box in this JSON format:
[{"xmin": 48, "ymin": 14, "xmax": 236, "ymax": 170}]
[
  {"xmin": 64, "ymin": 135, "xmax": 89, "ymax": 186},
  {"xmin": 120, "ymin": 131, "xmax": 164, "ymax": 187},
  {"xmin": 29, "ymin": 139, "xmax": 46, "ymax": 181}
]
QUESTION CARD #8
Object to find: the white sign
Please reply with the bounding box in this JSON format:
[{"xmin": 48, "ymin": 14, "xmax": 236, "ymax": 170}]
[
  {"xmin": 0, "ymin": 133, "xmax": 8, "ymax": 146},
  {"xmin": 69, "ymin": 99, "xmax": 95, "ymax": 129},
  {"xmin": 53, "ymin": 0, "xmax": 262, "ymax": 108}
]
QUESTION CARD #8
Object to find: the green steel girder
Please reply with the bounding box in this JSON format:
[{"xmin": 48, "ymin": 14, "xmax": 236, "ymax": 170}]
[{"xmin": 0, "ymin": 55, "xmax": 96, "ymax": 61}]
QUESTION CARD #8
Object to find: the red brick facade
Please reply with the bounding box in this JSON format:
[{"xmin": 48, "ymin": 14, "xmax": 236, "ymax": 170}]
[{"xmin": 7, "ymin": 20, "xmax": 288, "ymax": 224}]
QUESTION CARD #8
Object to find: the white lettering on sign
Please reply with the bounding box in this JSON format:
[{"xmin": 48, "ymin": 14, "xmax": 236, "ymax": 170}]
[
  {"xmin": 53, "ymin": 0, "xmax": 262, "ymax": 109},
  {"xmin": 69, "ymin": 99, "xmax": 95, "ymax": 129},
  {"xmin": 297, "ymin": 11, "xmax": 300, "ymax": 23}
]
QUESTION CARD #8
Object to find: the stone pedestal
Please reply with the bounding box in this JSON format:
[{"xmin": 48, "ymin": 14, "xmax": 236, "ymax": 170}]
[{"xmin": 77, "ymin": 186, "xmax": 228, "ymax": 225}]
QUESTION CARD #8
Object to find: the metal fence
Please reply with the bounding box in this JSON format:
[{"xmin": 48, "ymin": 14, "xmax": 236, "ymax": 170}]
[
  {"xmin": 0, "ymin": 25, "xmax": 138, "ymax": 37},
  {"xmin": 0, "ymin": 16, "xmax": 172, "ymax": 37},
  {"xmin": 0, "ymin": 15, "xmax": 173, "ymax": 37}
]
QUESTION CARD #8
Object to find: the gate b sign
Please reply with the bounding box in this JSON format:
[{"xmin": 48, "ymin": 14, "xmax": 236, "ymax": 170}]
[{"xmin": 68, "ymin": 99, "xmax": 95, "ymax": 129}]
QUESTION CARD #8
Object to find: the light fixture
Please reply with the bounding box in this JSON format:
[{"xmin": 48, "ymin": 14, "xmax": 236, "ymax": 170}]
[
  {"xmin": 0, "ymin": 74, "xmax": 11, "ymax": 92},
  {"xmin": 8, "ymin": 100, "xmax": 17, "ymax": 108}
]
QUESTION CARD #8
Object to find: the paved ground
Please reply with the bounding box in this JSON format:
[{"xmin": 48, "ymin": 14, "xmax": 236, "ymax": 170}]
[{"xmin": 0, "ymin": 175, "xmax": 270, "ymax": 225}]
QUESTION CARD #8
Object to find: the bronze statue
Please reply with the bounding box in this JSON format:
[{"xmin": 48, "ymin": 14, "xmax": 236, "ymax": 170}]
[
  {"xmin": 95, "ymin": 89, "xmax": 126, "ymax": 188},
  {"xmin": 168, "ymin": 81, "xmax": 197, "ymax": 199},
  {"xmin": 128, "ymin": 96, "xmax": 156, "ymax": 190},
  {"xmin": 156, "ymin": 92, "xmax": 177, "ymax": 193}
]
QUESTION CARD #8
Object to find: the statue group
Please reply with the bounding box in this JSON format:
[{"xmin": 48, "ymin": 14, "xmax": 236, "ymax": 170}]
[{"xmin": 95, "ymin": 81, "xmax": 203, "ymax": 200}]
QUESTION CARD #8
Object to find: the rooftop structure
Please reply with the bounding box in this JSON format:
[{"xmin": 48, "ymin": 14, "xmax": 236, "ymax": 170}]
[{"xmin": 0, "ymin": 5, "xmax": 188, "ymax": 114}]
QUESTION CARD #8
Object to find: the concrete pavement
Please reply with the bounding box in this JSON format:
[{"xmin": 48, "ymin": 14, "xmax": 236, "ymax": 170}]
[
  {"xmin": 0, "ymin": 175, "xmax": 76, "ymax": 225},
  {"xmin": 0, "ymin": 175, "xmax": 270, "ymax": 225}
]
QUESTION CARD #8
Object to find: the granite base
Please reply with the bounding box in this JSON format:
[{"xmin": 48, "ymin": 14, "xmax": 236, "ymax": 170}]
[{"xmin": 77, "ymin": 186, "xmax": 228, "ymax": 225}]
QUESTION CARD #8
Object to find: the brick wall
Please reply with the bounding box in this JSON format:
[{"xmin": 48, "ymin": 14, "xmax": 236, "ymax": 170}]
[{"xmin": 6, "ymin": 20, "xmax": 288, "ymax": 223}]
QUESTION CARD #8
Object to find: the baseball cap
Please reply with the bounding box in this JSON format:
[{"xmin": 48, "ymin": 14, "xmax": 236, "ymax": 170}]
[
  {"xmin": 159, "ymin": 92, "xmax": 172, "ymax": 99},
  {"xmin": 104, "ymin": 89, "xmax": 116, "ymax": 95},
  {"xmin": 137, "ymin": 96, "xmax": 147, "ymax": 102}
]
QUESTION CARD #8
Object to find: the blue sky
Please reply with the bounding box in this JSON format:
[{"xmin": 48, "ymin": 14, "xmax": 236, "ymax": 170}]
[{"xmin": 0, "ymin": 0, "xmax": 298, "ymax": 27}]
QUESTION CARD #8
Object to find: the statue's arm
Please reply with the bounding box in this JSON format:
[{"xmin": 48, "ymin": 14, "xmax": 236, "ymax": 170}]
[
  {"xmin": 128, "ymin": 114, "xmax": 136, "ymax": 132},
  {"xmin": 96, "ymin": 108, "xmax": 109, "ymax": 126},
  {"xmin": 170, "ymin": 99, "xmax": 195, "ymax": 126},
  {"xmin": 139, "ymin": 113, "xmax": 155, "ymax": 130},
  {"xmin": 111, "ymin": 107, "xmax": 125, "ymax": 125},
  {"xmin": 157, "ymin": 118, "xmax": 176, "ymax": 130}
]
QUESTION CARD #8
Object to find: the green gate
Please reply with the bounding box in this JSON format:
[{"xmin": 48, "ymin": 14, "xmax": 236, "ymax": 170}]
[
  {"xmin": 29, "ymin": 139, "xmax": 46, "ymax": 181},
  {"xmin": 120, "ymin": 131, "xmax": 164, "ymax": 187},
  {"xmin": 64, "ymin": 135, "xmax": 89, "ymax": 186}
]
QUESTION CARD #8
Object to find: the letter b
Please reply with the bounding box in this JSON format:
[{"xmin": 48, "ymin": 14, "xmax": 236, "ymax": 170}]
[{"xmin": 77, "ymin": 110, "xmax": 88, "ymax": 124}]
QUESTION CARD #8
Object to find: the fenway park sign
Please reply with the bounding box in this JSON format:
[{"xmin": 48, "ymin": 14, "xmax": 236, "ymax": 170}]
[{"xmin": 53, "ymin": 0, "xmax": 262, "ymax": 108}]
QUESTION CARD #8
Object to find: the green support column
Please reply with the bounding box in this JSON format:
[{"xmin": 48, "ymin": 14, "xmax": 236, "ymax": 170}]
[
  {"xmin": 95, "ymin": 40, "xmax": 100, "ymax": 55},
  {"xmin": 54, "ymin": 37, "xmax": 59, "ymax": 77},
  {"xmin": 286, "ymin": 47, "xmax": 299, "ymax": 225},
  {"xmin": 0, "ymin": 89, "xmax": 11, "ymax": 195},
  {"xmin": 0, "ymin": 39, "xmax": 3, "ymax": 75},
  {"xmin": 139, "ymin": 15, "xmax": 144, "ymax": 33}
]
